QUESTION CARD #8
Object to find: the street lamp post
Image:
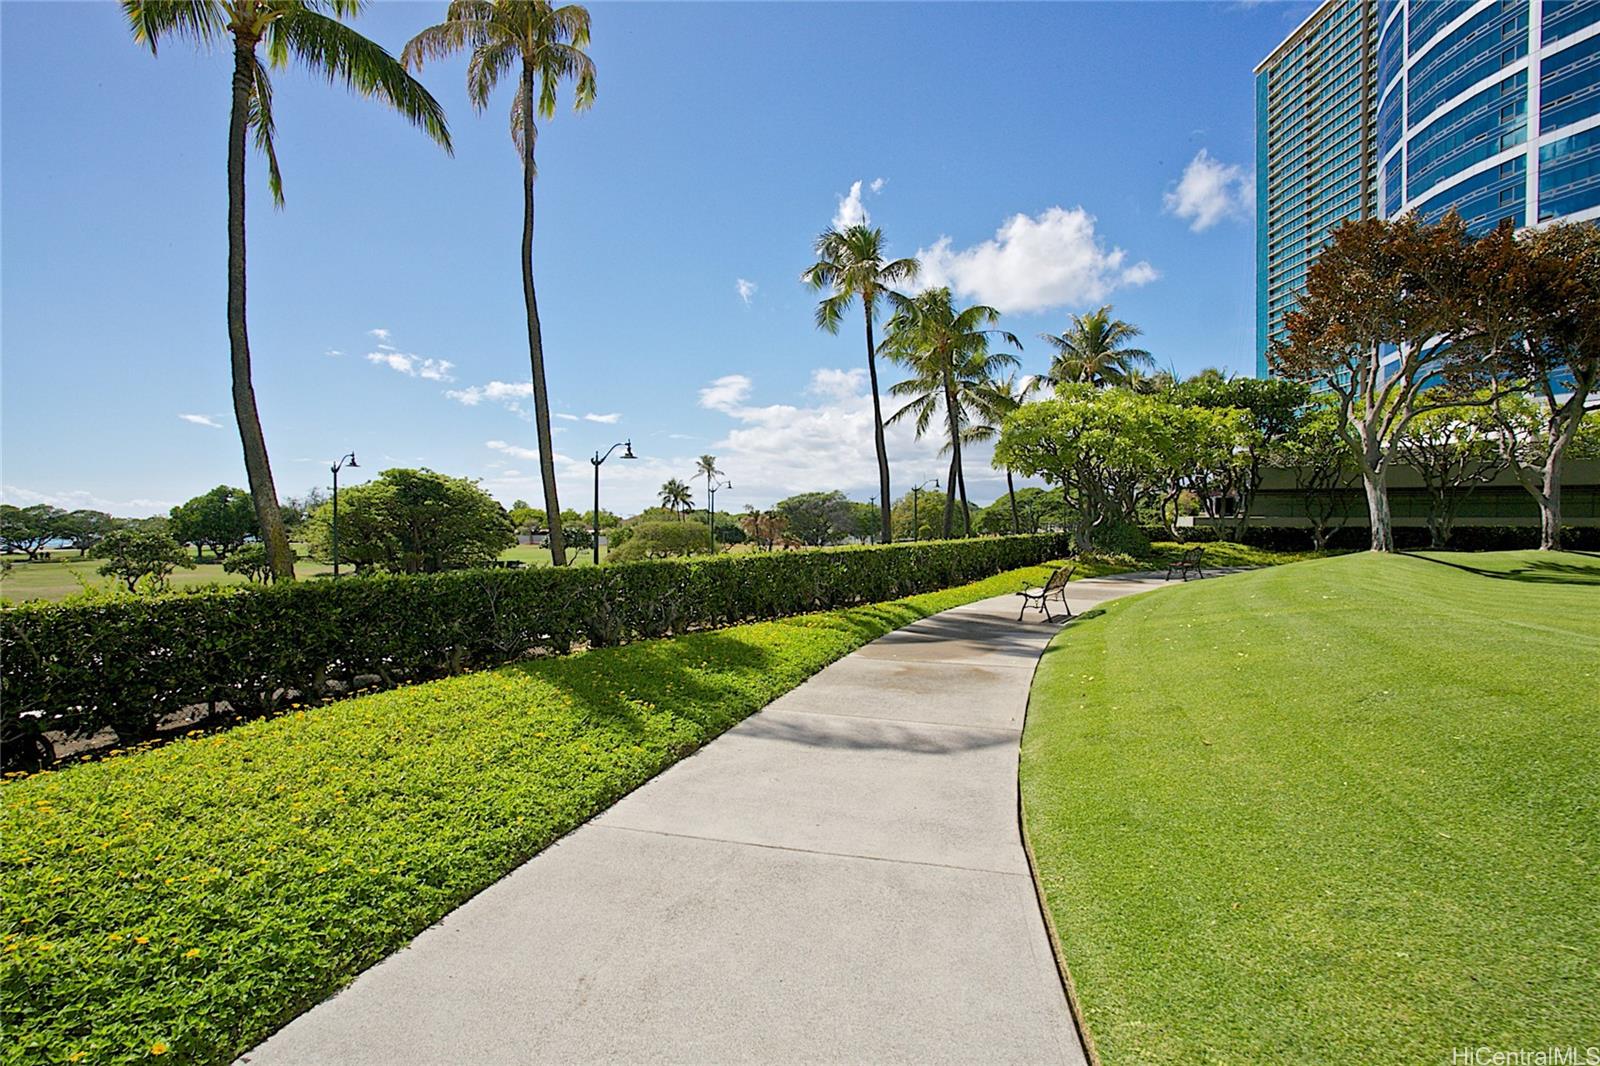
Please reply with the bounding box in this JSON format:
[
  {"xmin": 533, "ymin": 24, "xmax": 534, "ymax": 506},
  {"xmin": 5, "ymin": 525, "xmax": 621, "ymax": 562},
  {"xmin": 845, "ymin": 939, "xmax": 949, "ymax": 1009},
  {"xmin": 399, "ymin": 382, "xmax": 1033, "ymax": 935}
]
[
  {"xmin": 706, "ymin": 475, "xmax": 732, "ymax": 553},
  {"xmin": 330, "ymin": 451, "xmax": 358, "ymax": 578},
  {"xmin": 909, "ymin": 478, "xmax": 939, "ymax": 542},
  {"xmin": 591, "ymin": 440, "xmax": 636, "ymax": 565},
  {"xmin": 868, "ymin": 495, "xmax": 877, "ymax": 545}
]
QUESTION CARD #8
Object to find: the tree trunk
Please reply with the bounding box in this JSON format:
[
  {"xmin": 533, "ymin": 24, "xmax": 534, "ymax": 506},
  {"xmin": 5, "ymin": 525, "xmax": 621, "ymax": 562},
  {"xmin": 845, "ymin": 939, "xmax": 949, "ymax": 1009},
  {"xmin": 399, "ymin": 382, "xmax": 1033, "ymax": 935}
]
[
  {"xmin": 943, "ymin": 375, "xmax": 968, "ymax": 537},
  {"xmin": 864, "ymin": 303, "xmax": 893, "ymax": 543},
  {"xmin": 956, "ymin": 461, "xmax": 971, "ymax": 536},
  {"xmin": 942, "ymin": 452, "xmax": 958, "ymax": 538},
  {"xmin": 1006, "ymin": 468, "xmax": 1019, "ymax": 533},
  {"xmin": 1538, "ymin": 452, "xmax": 1563, "ymax": 551},
  {"xmin": 227, "ymin": 36, "xmax": 294, "ymax": 581},
  {"xmin": 1360, "ymin": 465, "xmax": 1394, "ymax": 552},
  {"xmin": 521, "ymin": 65, "xmax": 566, "ymax": 566}
]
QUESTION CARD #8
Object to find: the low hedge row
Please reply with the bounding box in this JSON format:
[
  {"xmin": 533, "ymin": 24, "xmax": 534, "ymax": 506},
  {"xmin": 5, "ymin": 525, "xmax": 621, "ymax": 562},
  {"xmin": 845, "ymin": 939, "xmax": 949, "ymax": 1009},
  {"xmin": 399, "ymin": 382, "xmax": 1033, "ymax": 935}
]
[{"xmin": 0, "ymin": 535, "xmax": 1065, "ymax": 761}]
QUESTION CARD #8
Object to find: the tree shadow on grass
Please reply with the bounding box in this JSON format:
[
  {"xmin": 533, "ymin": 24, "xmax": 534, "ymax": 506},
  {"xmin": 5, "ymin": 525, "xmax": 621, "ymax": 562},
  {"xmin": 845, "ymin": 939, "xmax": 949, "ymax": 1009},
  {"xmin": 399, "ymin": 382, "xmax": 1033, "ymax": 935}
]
[{"xmin": 1403, "ymin": 552, "xmax": 1600, "ymax": 586}]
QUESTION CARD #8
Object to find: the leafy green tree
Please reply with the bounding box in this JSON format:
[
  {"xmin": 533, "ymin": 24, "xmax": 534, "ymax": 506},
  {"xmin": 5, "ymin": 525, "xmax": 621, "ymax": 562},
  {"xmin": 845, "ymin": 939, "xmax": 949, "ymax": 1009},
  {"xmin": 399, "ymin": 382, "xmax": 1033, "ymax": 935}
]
[
  {"xmin": 737, "ymin": 507, "xmax": 788, "ymax": 550},
  {"xmin": 281, "ymin": 487, "xmax": 328, "ymax": 534},
  {"xmin": 995, "ymin": 385, "xmax": 1177, "ymax": 552},
  {"xmin": 881, "ymin": 288, "xmax": 1020, "ymax": 537},
  {"xmin": 1172, "ymin": 376, "xmax": 1312, "ymax": 540},
  {"xmin": 0, "ymin": 505, "xmax": 67, "ymax": 559},
  {"xmin": 303, "ymin": 468, "xmax": 515, "ymax": 573},
  {"xmin": 1274, "ymin": 399, "xmax": 1360, "ymax": 551},
  {"xmin": 1037, "ymin": 305, "xmax": 1153, "ymax": 388},
  {"xmin": 404, "ymin": 0, "xmax": 596, "ymax": 568},
  {"xmin": 606, "ymin": 519, "xmax": 709, "ymax": 561},
  {"xmin": 93, "ymin": 528, "xmax": 194, "ymax": 592},
  {"xmin": 222, "ymin": 541, "xmax": 298, "ymax": 583},
  {"xmin": 774, "ymin": 491, "xmax": 856, "ymax": 547},
  {"xmin": 169, "ymin": 485, "xmax": 258, "ymax": 560},
  {"xmin": 508, "ymin": 502, "xmax": 547, "ymax": 534},
  {"xmin": 803, "ymin": 225, "xmax": 920, "ymax": 543},
  {"xmin": 1394, "ymin": 403, "xmax": 1505, "ymax": 548},
  {"xmin": 968, "ymin": 371, "xmax": 1040, "ymax": 534},
  {"xmin": 658, "ymin": 478, "xmax": 693, "ymax": 518},
  {"xmin": 51, "ymin": 510, "xmax": 116, "ymax": 557},
  {"xmin": 125, "ymin": 0, "xmax": 452, "ymax": 581}
]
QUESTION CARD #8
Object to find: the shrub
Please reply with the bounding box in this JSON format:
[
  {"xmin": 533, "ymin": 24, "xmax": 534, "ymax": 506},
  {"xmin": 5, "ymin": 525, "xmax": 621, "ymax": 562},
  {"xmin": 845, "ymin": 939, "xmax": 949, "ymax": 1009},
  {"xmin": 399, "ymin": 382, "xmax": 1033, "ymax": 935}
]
[
  {"xmin": 1, "ymin": 535, "xmax": 1066, "ymax": 763},
  {"xmin": 607, "ymin": 519, "xmax": 710, "ymax": 561}
]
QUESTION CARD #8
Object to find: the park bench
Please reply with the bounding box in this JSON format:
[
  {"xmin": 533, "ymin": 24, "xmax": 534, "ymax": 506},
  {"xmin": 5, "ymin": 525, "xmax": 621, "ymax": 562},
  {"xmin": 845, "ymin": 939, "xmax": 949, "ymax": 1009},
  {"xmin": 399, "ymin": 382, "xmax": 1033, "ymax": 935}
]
[
  {"xmin": 1017, "ymin": 563, "xmax": 1076, "ymax": 622},
  {"xmin": 1165, "ymin": 545, "xmax": 1208, "ymax": 581}
]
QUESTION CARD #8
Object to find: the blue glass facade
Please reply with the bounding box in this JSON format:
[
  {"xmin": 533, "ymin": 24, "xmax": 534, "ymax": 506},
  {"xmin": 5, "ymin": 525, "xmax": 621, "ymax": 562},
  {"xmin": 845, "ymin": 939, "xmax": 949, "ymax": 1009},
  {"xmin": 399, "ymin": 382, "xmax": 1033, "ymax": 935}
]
[
  {"xmin": 1377, "ymin": 0, "xmax": 1600, "ymax": 230},
  {"xmin": 1258, "ymin": 0, "xmax": 1599, "ymax": 379}
]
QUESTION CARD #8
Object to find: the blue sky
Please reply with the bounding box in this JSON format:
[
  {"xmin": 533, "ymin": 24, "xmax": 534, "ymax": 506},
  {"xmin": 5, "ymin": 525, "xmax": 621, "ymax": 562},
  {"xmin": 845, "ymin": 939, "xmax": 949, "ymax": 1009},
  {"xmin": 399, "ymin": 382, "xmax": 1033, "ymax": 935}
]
[{"xmin": 1, "ymin": 0, "xmax": 1317, "ymax": 517}]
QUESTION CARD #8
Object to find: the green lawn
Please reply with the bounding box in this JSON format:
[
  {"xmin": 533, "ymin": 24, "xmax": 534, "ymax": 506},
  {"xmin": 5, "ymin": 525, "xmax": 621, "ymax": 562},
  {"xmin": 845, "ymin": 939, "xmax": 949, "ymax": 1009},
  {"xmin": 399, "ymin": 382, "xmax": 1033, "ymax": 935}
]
[
  {"xmin": 1021, "ymin": 551, "xmax": 1600, "ymax": 1063},
  {"xmin": 0, "ymin": 544, "xmax": 609, "ymax": 603}
]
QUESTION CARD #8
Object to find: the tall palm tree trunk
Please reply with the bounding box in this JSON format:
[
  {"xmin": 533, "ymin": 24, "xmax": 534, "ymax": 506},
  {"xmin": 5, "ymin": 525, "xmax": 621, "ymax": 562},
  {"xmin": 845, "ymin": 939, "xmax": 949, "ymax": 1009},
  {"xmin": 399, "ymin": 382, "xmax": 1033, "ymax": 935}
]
[
  {"xmin": 863, "ymin": 303, "xmax": 893, "ymax": 543},
  {"xmin": 228, "ymin": 35, "xmax": 294, "ymax": 581},
  {"xmin": 956, "ymin": 458, "xmax": 971, "ymax": 536},
  {"xmin": 942, "ymin": 452, "xmax": 958, "ymax": 538},
  {"xmin": 1006, "ymin": 468, "xmax": 1019, "ymax": 533},
  {"xmin": 942, "ymin": 372, "xmax": 965, "ymax": 537},
  {"xmin": 521, "ymin": 65, "xmax": 566, "ymax": 566}
]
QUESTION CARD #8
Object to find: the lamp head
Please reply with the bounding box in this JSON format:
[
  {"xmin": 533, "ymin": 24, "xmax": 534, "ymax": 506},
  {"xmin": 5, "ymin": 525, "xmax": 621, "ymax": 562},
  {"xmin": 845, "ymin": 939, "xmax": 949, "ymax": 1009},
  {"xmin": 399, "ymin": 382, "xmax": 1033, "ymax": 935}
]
[
  {"xmin": 933, "ymin": 478, "xmax": 940, "ymax": 489},
  {"xmin": 622, "ymin": 440, "xmax": 636, "ymax": 460},
  {"xmin": 347, "ymin": 453, "xmax": 358, "ymax": 469}
]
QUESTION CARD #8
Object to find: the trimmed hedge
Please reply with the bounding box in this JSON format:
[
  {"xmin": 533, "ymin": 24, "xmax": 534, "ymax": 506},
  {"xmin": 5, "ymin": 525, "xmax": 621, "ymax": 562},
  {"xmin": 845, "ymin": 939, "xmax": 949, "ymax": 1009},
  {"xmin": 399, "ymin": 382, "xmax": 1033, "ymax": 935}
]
[{"xmin": 1, "ymin": 535, "xmax": 1065, "ymax": 760}]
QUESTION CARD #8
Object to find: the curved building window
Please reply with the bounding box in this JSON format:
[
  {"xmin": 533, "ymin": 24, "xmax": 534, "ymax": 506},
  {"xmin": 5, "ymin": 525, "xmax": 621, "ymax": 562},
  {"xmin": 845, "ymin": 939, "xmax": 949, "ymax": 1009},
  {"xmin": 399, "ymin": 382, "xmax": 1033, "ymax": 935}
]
[
  {"xmin": 1407, "ymin": 70, "xmax": 1528, "ymax": 200},
  {"xmin": 1416, "ymin": 155, "xmax": 1526, "ymax": 230},
  {"xmin": 1539, "ymin": 126, "xmax": 1600, "ymax": 218},
  {"xmin": 1541, "ymin": 32, "xmax": 1600, "ymax": 133},
  {"xmin": 1543, "ymin": 0, "xmax": 1600, "ymax": 44},
  {"xmin": 1408, "ymin": 3, "xmax": 1529, "ymax": 127},
  {"xmin": 1410, "ymin": 0, "xmax": 1475, "ymax": 54}
]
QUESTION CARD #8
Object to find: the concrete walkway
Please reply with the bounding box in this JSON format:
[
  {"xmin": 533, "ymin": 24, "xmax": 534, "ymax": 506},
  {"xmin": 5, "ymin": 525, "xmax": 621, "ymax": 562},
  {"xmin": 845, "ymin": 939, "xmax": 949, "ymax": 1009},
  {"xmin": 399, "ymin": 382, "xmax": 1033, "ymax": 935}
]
[{"xmin": 243, "ymin": 572, "xmax": 1177, "ymax": 1066}]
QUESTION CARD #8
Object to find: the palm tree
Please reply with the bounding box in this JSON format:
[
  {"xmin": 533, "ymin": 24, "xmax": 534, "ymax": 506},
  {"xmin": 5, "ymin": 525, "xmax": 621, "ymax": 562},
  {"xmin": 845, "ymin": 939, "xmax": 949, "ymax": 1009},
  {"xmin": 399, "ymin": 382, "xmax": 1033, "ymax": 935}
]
[
  {"xmin": 802, "ymin": 225, "xmax": 919, "ymax": 544},
  {"xmin": 404, "ymin": 1, "xmax": 595, "ymax": 567},
  {"xmin": 1038, "ymin": 305, "xmax": 1153, "ymax": 389},
  {"xmin": 967, "ymin": 371, "xmax": 1039, "ymax": 533},
  {"xmin": 124, "ymin": 0, "xmax": 451, "ymax": 581},
  {"xmin": 880, "ymin": 288, "xmax": 1020, "ymax": 537},
  {"xmin": 659, "ymin": 478, "xmax": 693, "ymax": 518}
]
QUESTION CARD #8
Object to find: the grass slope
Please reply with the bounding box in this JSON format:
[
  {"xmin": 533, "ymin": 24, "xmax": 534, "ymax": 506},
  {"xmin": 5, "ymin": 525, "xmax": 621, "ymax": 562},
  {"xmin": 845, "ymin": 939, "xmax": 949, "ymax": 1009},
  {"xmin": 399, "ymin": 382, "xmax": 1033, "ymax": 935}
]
[
  {"xmin": 1021, "ymin": 551, "xmax": 1600, "ymax": 1063},
  {"xmin": 4, "ymin": 560, "xmax": 1089, "ymax": 1065}
]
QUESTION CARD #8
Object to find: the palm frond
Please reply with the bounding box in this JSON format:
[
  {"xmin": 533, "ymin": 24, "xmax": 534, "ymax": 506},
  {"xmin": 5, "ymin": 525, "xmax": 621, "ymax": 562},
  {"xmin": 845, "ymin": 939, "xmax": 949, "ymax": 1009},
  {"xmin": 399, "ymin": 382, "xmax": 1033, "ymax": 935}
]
[
  {"xmin": 272, "ymin": 7, "xmax": 452, "ymax": 152},
  {"xmin": 247, "ymin": 55, "xmax": 285, "ymax": 207},
  {"xmin": 122, "ymin": 0, "xmax": 226, "ymax": 54}
]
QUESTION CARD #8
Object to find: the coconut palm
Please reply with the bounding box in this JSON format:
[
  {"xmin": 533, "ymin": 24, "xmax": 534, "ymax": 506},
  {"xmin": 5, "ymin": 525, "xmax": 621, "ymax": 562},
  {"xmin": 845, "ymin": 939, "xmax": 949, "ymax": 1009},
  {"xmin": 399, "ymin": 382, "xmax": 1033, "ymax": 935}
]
[
  {"xmin": 967, "ymin": 371, "xmax": 1039, "ymax": 533},
  {"xmin": 880, "ymin": 288, "xmax": 1020, "ymax": 537},
  {"xmin": 404, "ymin": 1, "xmax": 595, "ymax": 567},
  {"xmin": 1038, "ymin": 305, "xmax": 1153, "ymax": 389},
  {"xmin": 659, "ymin": 478, "xmax": 693, "ymax": 518},
  {"xmin": 124, "ymin": 0, "xmax": 452, "ymax": 580},
  {"xmin": 802, "ymin": 225, "xmax": 919, "ymax": 543}
]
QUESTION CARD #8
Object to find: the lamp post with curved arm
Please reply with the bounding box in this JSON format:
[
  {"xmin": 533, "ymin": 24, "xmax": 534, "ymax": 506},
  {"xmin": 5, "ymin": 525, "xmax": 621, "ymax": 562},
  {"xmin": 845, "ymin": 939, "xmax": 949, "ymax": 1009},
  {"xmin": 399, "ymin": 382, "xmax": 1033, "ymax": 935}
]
[
  {"xmin": 591, "ymin": 441, "xmax": 636, "ymax": 565},
  {"xmin": 330, "ymin": 451, "xmax": 358, "ymax": 578},
  {"xmin": 909, "ymin": 477, "xmax": 939, "ymax": 542},
  {"xmin": 706, "ymin": 475, "xmax": 732, "ymax": 553}
]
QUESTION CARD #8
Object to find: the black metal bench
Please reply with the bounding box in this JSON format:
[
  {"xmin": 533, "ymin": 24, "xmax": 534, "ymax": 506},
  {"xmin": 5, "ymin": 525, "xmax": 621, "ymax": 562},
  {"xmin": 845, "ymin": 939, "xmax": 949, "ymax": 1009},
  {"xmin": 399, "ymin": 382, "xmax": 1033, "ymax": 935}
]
[
  {"xmin": 1165, "ymin": 545, "xmax": 1208, "ymax": 581},
  {"xmin": 1017, "ymin": 564, "xmax": 1076, "ymax": 622}
]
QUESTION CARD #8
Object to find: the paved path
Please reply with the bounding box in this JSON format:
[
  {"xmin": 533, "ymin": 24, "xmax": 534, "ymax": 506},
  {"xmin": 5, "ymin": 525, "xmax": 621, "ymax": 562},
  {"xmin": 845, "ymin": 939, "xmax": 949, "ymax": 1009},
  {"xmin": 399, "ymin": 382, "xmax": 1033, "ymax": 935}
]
[{"xmin": 243, "ymin": 572, "xmax": 1177, "ymax": 1066}]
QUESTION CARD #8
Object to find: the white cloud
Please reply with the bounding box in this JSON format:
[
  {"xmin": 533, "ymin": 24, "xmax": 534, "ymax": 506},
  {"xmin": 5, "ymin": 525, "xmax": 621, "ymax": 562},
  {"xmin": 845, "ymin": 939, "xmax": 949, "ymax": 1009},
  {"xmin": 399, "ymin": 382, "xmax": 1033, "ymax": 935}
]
[
  {"xmin": 736, "ymin": 278, "xmax": 758, "ymax": 305},
  {"xmin": 700, "ymin": 374, "xmax": 753, "ymax": 414},
  {"xmin": 555, "ymin": 412, "xmax": 580, "ymax": 421},
  {"xmin": 0, "ymin": 483, "xmax": 174, "ymax": 517},
  {"xmin": 1163, "ymin": 149, "xmax": 1252, "ymax": 232},
  {"xmin": 913, "ymin": 206, "xmax": 1157, "ymax": 315},
  {"xmin": 368, "ymin": 328, "xmax": 391, "ymax": 342},
  {"xmin": 869, "ymin": 177, "xmax": 887, "ymax": 194},
  {"xmin": 177, "ymin": 413, "xmax": 222, "ymax": 429},
  {"xmin": 447, "ymin": 380, "xmax": 533, "ymax": 407},
  {"xmin": 326, "ymin": 349, "xmax": 343, "ymax": 357},
  {"xmin": 366, "ymin": 350, "xmax": 455, "ymax": 381},
  {"xmin": 584, "ymin": 412, "xmax": 622, "ymax": 425},
  {"xmin": 832, "ymin": 180, "xmax": 869, "ymax": 230},
  {"xmin": 486, "ymin": 440, "xmax": 553, "ymax": 462}
]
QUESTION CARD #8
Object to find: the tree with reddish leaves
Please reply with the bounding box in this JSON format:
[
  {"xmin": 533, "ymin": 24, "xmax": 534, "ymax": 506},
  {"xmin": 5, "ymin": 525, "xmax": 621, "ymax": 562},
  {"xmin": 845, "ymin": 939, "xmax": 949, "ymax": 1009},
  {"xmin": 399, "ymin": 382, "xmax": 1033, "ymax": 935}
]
[{"xmin": 1269, "ymin": 214, "xmax": 1507, "ymax": 552}]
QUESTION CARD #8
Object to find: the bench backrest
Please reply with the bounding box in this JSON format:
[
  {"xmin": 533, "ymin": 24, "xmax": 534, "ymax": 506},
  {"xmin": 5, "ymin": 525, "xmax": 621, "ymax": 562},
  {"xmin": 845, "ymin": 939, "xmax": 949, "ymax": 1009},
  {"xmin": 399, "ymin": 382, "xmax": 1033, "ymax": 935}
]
[
  {"xmin": 1044, "ymin": 564, "xmax": 1075, "ymax": 592},
  {"xmin": 1182, "ymin": 546, "xmax": 1205, "ymax": 563}
]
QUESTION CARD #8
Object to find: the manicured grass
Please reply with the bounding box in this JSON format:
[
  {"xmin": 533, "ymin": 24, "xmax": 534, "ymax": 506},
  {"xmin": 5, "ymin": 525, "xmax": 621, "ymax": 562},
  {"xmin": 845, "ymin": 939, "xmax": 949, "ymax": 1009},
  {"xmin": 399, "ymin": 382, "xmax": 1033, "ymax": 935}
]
[
  {"xmin": 1021, "ymin": 551, "xmax": 1600, "ymax": 1063},
  {"xmin": 2, "ymin": 560, "xmax": 1079, "ymax": 1065}
]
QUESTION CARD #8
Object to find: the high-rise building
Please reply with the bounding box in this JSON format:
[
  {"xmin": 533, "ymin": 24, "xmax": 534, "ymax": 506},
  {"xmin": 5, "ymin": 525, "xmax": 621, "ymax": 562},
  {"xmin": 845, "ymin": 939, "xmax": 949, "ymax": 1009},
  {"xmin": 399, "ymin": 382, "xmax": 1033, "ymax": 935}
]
[
  {"xmin": 1255, "ymin": 0, "xmax": 1600, "ymax": 377},
  {"xmin": 1254, "ymin": 0, "xmax": 1379, "ymax": 377}
]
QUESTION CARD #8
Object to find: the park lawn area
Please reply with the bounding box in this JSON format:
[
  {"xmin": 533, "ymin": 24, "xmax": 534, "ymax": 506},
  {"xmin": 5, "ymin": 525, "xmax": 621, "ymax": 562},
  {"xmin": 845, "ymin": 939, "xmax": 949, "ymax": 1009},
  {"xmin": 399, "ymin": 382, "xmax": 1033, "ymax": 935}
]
[
  {"xmin": 1021, "ymin": 551, "xmax": 1600, "ymax": 1064},
  {"xmin": 4, "ymin": 558, "xmax": 1095, "ymax": 1065}
]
